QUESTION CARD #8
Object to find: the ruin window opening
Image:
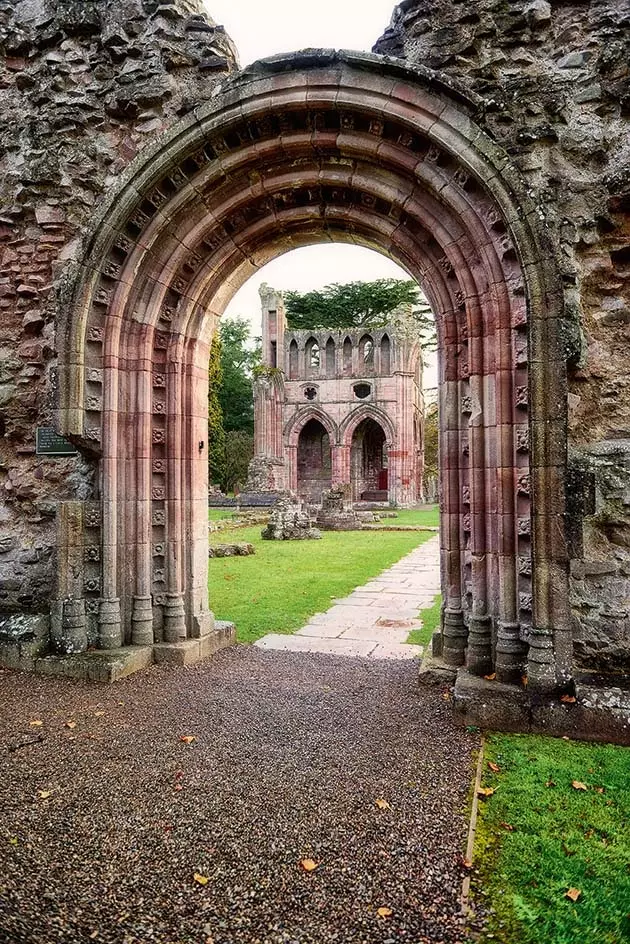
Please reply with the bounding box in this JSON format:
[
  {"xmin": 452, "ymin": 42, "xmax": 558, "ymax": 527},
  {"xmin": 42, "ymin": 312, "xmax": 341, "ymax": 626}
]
[
  {"xmin": 353, "ymin": 383, "xmax": 371, "ymax": 400},
  {"xmin": 325, "ymin": 337, "xmax": 335, "ymax": 376},
  {"xmin": 343, "ymin": 337, "xmax": 353, "ymax": 376},
  {"xmin": 289, "ymin": 339, "xmax": 298, "ymax": 380},
  {"xmin": 380, "ymin": 334, "xmax": 391, "ymax": 374}
]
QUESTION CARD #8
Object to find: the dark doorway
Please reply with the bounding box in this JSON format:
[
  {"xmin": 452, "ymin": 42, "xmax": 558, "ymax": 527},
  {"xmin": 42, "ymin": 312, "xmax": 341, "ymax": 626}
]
[
  {"xmin": 297, "ymin": 419, "xmax": 332, "ymax": 502},
  {"xmin": 351, "ymin": 418, "xmax": 387, "ymax": 501}
]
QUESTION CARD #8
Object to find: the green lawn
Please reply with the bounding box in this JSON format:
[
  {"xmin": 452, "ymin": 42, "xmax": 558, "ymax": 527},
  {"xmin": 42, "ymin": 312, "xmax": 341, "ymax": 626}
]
[
  {"xmin": 208, "ymin": 508, "xmax": 236, "ymax": 522},
  {"xmin": 209, "ymin": 524, "xmax": 438, "ymax": 643},
  {"xmin": 406, "ymin": 593, "xmax": 442, "ymax": 646},
  {"xmin": 473, "ymin": 733, "xmax": 630, "ymax": 944},
  {"xmin": 391, "ymin": 505, "xmax": 440, "ymax": 527}
]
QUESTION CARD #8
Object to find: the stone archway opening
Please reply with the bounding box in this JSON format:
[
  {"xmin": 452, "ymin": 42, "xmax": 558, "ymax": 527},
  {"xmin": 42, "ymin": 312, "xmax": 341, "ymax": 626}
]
[
  {"xmin": 55, "ymin": 51, "xmax": 568, "ymax": 697},
  {"xmin": 351, "ymin": 418, "xmax": 387, "ymax": 502},
  {"xmin": 297, "ymin": 418, "xmax": 332, "ymax": 503}
]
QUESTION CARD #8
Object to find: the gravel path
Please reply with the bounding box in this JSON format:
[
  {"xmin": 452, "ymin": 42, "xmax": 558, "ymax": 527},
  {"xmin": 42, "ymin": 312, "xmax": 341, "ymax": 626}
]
[{"xmin": 0, "ymin": 648, "xmax": 481, "ymax": 944}]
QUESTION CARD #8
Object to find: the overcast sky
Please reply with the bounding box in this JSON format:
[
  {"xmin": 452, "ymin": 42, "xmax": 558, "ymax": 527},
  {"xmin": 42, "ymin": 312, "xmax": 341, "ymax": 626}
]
[{"xmin": 202, "ymin": 1, "xmax": 436, "ymax": 385}]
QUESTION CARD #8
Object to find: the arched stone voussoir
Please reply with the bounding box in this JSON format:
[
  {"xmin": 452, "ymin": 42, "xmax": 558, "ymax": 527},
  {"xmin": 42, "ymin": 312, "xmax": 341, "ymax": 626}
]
[{"xmin": 285, "ymin": 406, "xmax": 340, "ymax": 447}]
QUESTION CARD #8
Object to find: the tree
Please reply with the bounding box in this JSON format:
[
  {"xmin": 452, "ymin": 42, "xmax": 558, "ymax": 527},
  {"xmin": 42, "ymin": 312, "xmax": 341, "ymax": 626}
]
[
  {"xmin": 223, "ymin": 430, "xmax": 255, "ymax": 493},
  {"xmin": 217, "ymin": 318, "xmax": 261, "ymax": 433},
  {"xmin": 208, "ymin": 332, "xmax": 226, "ymax": 486}
]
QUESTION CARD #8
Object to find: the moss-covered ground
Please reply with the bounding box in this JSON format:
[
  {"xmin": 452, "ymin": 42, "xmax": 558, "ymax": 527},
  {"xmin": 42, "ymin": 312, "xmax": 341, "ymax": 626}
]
[{"xmin": 473, "ymin": 733, "xmax": 630, "ymax": 944}]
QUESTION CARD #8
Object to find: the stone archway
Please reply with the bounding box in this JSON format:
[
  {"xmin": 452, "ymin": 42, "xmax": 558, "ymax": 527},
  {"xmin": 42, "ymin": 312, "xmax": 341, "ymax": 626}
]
[
  {"xmin": 351, "ymin": 418, "xmax": 387, "ymax": 502},
  {"xmin": 297, "ymin": 419, "xmax": 332, "ymax": 503},
  {"xmin": 56, "ymin": 51, "xmax": 567, "ymax": 693}
]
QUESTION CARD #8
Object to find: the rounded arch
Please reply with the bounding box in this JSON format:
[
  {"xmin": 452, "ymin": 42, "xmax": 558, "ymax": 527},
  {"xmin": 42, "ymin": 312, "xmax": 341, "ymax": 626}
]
[
  {"xmin": 285, "ymin": 406, "xmax": 339, "ymax": 448},
  {"xmin": 340, "ymin": 404, "xmax": 396, "ymax": 448},
  {"xmin": 56, "ymin": 50, "xmax": 568, "ymax": 694}
]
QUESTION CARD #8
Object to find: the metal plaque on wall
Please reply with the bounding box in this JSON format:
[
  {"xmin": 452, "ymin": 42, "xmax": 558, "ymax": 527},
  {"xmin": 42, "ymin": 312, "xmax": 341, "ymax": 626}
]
[{"xmin": 36, "ymin": 427, "xmax": 78, "ymax": 456}]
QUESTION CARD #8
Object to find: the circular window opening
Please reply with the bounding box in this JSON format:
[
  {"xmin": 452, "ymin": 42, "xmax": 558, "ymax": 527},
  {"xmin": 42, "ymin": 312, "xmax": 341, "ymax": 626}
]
[
  {"xmin": 353, "ymin": 383, "xmax": 371, "ymax": 400},
  {"xmin": 304, "ymin": 386, "xmax": 318, "ymax": 400}
]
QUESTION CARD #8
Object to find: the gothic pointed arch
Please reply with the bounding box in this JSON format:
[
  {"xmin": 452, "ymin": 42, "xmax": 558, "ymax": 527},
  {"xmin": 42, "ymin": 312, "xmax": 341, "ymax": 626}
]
[{"xmin": 56, "ymin": 51, "xmax": 568, "ymax": 694}]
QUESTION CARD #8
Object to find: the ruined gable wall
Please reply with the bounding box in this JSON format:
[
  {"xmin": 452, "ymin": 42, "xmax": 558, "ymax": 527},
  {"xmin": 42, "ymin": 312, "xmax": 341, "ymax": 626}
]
[
  {"xmin": 376, "ymin": 0, "xmax": 630, "ymax": 671},
  {"xmin": 0, "ymin": 0, "xmax": 238, "ymax": 617}
]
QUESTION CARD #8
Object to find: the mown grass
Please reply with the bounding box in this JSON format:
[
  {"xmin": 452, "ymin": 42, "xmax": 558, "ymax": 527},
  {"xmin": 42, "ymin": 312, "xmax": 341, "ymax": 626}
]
[
  {"xmin": 392, "ymin": 505, "xmax": 440, "ymax": 528},
  {"xmin": 406, "ymin": 593, "xmax": 442, "ymax": 647},
  {"xmin": 209, "ymin": 523, "xmax": 438, "ymax": 643},
  {"xmin": 473, "ymin": 733, "xmax": 630, "ymax": 944},
  {"xmin": 208, "ymin": 508, "xmax": 236, "ymax": 521}
]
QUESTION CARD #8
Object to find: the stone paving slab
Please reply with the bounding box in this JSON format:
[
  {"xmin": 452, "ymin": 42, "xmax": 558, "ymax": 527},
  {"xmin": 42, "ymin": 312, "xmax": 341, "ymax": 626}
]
[{"xmin": 254, "ymin": 535, "xmax": 441, "ymax": 661}]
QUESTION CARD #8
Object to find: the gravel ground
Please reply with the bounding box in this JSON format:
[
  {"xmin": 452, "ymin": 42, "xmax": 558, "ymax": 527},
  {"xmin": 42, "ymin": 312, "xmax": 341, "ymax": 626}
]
[{"xmin": 0, "ymin": 648, "xmax": 482, "ymax": 944}]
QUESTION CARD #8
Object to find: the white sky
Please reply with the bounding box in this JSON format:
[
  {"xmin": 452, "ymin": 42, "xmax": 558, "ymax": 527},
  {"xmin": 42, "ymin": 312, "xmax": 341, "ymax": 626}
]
[{"xmin": 204, "ymin": 0, "xmax": 437, "ymax": 387}]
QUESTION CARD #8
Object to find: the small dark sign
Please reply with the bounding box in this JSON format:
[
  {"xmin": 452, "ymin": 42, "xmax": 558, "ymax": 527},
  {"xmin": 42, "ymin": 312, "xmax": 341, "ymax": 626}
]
[{"xmin": 36, "ymin": 427, "xmax": 78, "ymax": 456}]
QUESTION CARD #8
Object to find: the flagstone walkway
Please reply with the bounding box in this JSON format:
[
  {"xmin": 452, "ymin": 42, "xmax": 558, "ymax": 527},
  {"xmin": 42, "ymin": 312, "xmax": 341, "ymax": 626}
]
[{"xmin": 255, "ymin": 534, "xmax": 441, "ymax": 659}]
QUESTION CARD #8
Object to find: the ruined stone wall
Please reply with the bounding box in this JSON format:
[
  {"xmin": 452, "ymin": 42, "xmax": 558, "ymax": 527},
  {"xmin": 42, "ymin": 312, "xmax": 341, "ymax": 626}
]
[
  {"xmin": 376, "ymin": 0, "xmax": 630, "ymax": 672},
  {"xmin": 0, "ymin": 0, "xmax": 237, "ymax": 618}
]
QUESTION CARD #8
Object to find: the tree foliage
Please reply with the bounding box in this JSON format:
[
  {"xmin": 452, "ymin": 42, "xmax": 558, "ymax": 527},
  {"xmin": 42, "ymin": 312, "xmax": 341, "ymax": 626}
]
[
  {"xmin": 218, "ymin": 318, "xmax": 261, "ymax": 433},
  {"xmin": 223, "ymin": 430, "xmax": 255, "ymax": 493},
  {"xmin": 208, "ymin": 332, "xmax": 226, "ymax": 486},
  {"xmin": 285, "ymin": 278, "xmax": 436, "ymax": 348}
]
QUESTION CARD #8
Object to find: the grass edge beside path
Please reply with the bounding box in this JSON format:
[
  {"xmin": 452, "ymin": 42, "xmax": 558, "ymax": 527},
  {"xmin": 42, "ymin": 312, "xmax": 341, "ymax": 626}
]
[
  {"xmin": 209, "ymin": 522, "xmax": 439, "ymax": 644},
  {"xmin": 471, "ymin": 732, "xmax": 630, "ymax": 944}
]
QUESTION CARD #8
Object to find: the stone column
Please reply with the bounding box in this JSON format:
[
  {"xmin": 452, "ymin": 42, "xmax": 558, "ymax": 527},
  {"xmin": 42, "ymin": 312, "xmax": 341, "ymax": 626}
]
[
  {"xmin": 99, "ymin": 362, "xmax": 122, "ymax": 649},
  {"xmin": 131, "ymin": 325, "xmax": 155, "ymax": 646},
  {"xmin": 466, "ymin": 337, "xmax": 492, "ymax": 676},
  {"xmin": 163, "ymin": 348, "xmax": 186, "ymax": 642},
  {"xmin": 53, "ymin": 502, "xmax": 88, "ymax": 654},
  {"xmin": 440, "ymin": 356, "xmax": 467, "ymax": 666}
]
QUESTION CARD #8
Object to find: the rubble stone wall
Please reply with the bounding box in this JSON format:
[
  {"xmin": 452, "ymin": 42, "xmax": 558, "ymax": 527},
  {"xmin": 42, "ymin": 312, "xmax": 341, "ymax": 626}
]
[
  {"xmin": 376, "ymin": 0, "xmax": 630, "ymax": 670},
  {"xmin": 0, "ymin": 0, "xmax": 237, "ymax": 618}
]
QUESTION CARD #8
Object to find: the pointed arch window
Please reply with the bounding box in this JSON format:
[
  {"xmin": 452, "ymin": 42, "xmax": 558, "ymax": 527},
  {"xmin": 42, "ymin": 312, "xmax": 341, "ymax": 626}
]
[
  {"xmin": 343, "ymin": 336, "xmax": 352, "ymax": 376},
  {"xmin": 325, "ymin": 337, "xmax": 336, "ymax": 376},
  {"xmin": 359, "ymin": 334, "xmax": 374, "ymax": 371},
  {"xmin": 289, "ymin": 339, "xmax": 298, "ymax": 380},
  {"xmin": 380, "ymin": 334, "xmax": 391, "ymax": 374},
  {"xmin": 306, "ymin": 337, "xmax": 320, "ymax": 377}
]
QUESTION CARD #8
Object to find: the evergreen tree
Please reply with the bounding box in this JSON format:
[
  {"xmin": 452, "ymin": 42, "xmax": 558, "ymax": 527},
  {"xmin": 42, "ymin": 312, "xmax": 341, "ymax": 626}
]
[
  {"xmin": 208, "ymin": 332, "xmax": 226, "ymax": 486},
  {"xmin": 218, "ymin": 318, "xmax": 261, "ymax": 433}
]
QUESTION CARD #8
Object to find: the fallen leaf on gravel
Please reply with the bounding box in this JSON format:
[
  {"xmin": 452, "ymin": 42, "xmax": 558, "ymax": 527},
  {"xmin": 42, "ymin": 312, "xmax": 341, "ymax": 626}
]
[
  {"xmin": 571, "ymin": 781, "xmax": 588, "ymax": 791},
  {"xmin": 180, "ymin": 736, "xmax": 196, "ymax": 744},
  {"xmin": 65, "ymin": 721, "xmax": 77, "ymax": 729},
  {"xmin": 8, "ymin": 837, "xmax": 18, "ymax": 845},
  {"xmin": 459, "ymin": 856, "xmax": 473, "ymax": 869},
  {"xmin": 193, "ymin": 873, "xmax": 209, "ymax": 886},
  {"xmin": 477, "ymin": 787, "xmax": 495, "ymax": 798},
  {"xmin": 565, "ymin": 888, "xmax": 582, "ymax": 902},
  {"xmin": 560, "ymin": 695, "xmax": 576, "ymax": 704},
  {"xmin": 483, "ymin": 673, "xmax": 496, "ymax": 681},
  {"xmin": 38, "ymin": 790, "xmax": 52, "ymax": 799},
  {"xmin": 521, "ymin": 675, "xmax": 528, "ymax": 687},
  {"xmin": 377, "ymin": 907, "xmax": 393, "ymax": 918},
  {"xmin": 499, "ymin": 822, "xmax": 514, "ymax": 832},
  {"xmin": 375, "ymin": 798, "xmax": 390, "ymax": 810},
  {"xmin": 299, "ymin": 859, "xmax": 319, "ymax": 872},
  {"xmin": 29, "ymin": 720, "xmax": 43, "ymax": 727},
  {"xmin": 93, "ymin": 711, "xmax": 105, "ymax": 717},
  {"xmin": 174, "ymin": 784, "xmax": 183, "ymax": 792},
  {"xmin": 487, "ymin": 762, "xmax": 500, "ymax": 773},
  {"xmin": 442, "ymin": 691, "xmax": 451, "ymax": 701},
  {"xmin": 89, "ymin": 932, "xmax": 98, "ymax": 940}
]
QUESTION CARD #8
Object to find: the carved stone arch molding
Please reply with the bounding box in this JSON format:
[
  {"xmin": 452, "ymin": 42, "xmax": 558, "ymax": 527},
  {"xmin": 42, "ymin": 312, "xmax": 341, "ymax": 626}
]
[{"xmin": 58, "ymin": 51, "xmax": 568, "ymax": 693}]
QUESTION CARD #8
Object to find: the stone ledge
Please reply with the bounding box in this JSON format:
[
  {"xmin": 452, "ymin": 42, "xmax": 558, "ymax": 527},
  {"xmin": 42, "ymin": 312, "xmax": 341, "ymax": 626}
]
[
  {"xmin": 418, "ymin": 651, "xmax": 458, "ymax": 686},
  {"xmin": 34, "ymin": 646, "xmax": 154, "ymax": 683},
  {"xmin": 154, "ymin": 623, "xmax": 236, "ymax": 666},
  {"xmin": 453, "ymin": 669, "xmax": 630, "ymax": 746},
  {"xmin": 25, "ymin": 624, "xmax": 237, "ymax": 681}
]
